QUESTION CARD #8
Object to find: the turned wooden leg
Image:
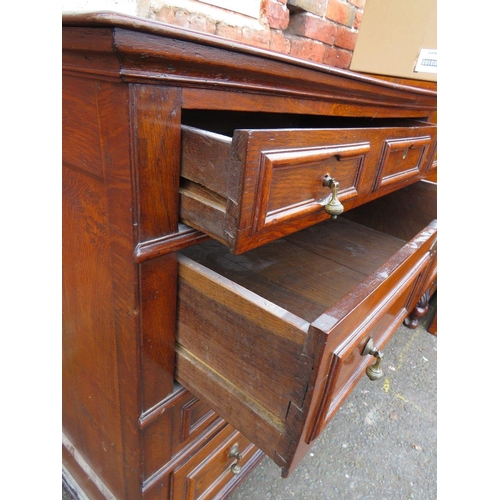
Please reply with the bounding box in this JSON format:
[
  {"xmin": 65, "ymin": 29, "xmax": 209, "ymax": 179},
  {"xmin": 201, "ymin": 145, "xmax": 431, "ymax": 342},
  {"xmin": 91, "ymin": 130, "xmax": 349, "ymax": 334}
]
[{"xmin": 405, "ymin": 290, "xmax": 430, "ymax": 329}]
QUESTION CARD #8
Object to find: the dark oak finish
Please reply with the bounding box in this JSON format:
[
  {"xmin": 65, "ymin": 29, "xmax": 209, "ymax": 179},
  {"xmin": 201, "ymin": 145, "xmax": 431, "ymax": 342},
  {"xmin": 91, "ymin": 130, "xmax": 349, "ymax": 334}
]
[
  {"xmin": 170, "ymin": 426, "xmax": 262, "ymax": 500},
  {"xmin": 62, "ymin": 12, "xmax": 437, "ymax": 500},
  {"xmin": 63, "ymin": 76, "xmax": 138, "ymax": 499},
  {"xmin": 177, "ymin": 186, "xmax": 437, "ymax": 476},
  {"xmin": 180, "ymin": 120, "xmax": 436, "ymax": 253}
]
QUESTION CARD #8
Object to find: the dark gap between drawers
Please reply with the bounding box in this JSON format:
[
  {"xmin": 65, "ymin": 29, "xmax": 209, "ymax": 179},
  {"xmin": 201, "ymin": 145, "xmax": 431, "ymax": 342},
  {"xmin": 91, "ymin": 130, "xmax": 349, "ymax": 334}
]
[{"xmin": 181, "ymin": 109, "xmax": 428, "ymax": 137}]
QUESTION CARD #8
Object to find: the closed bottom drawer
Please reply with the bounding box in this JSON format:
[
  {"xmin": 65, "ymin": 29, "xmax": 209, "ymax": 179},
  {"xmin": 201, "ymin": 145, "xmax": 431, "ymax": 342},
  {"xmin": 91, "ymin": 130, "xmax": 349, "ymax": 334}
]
[
  {"xmin": 171, "ymin": 424, "xmax": 263, "ymax": 500},
  {"xmin": 176, "ymin": 181, "xmax": 437, "ymax": 477}
]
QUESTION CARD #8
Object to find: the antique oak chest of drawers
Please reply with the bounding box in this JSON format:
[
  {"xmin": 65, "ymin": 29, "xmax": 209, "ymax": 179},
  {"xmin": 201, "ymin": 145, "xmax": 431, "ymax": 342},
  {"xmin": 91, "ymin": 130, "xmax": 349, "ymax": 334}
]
[{"xmin": 62, "ymin": 12, "xmax": 437, "ymax": 500}]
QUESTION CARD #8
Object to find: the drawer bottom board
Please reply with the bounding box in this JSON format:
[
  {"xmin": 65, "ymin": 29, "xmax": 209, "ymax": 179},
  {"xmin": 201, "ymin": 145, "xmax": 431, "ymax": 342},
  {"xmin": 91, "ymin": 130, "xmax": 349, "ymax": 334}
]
[{"xmin": 180, "ymin": 217, "xmax": 406, "ymax": 322}]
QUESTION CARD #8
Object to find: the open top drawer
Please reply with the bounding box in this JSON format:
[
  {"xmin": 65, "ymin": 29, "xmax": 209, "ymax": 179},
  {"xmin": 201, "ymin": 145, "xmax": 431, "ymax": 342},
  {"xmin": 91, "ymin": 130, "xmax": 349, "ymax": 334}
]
[
  {"xmin": 180, "ymin": 112, "xmax": 437, "ymax": 254},
  {"xmin": 175, "ymin": 182, "xmax": 437, "ymax": 477}
]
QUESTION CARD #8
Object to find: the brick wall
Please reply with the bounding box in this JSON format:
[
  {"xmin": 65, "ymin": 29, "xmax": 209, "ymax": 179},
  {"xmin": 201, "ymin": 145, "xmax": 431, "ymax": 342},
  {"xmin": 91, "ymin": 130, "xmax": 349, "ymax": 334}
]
[{"xmin": 143, "ymin": 0, "xmax": 366, "ymax": 69}]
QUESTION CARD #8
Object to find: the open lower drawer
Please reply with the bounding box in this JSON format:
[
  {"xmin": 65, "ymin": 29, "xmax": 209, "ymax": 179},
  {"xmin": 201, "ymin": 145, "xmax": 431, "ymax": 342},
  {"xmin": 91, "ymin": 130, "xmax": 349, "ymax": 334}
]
[
  {"xmin": 180, "ymin": 111, "xmax": 437, "ymax": 254},
  {"xmin": 175, "ymin": 182, "xmax": 437, "ymax": 477}
]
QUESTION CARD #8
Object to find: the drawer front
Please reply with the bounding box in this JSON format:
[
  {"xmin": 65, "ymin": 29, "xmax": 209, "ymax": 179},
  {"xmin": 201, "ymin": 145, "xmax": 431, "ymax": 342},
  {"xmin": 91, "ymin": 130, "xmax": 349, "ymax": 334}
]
[
  {"xmin": 250, "ymin": 139, "xmax": 369, "ymax": 234},
  {"xmin": 171, "ymin": 425, "xmax": 261, "ymax": 500},
  {"xmin": 142, "ymin": 387, "xmax": 219, "ymax": 481},
  {"xmin": 305, "ymin": 246, "xmax": 434, "ymax": 444},
  {"xmin": 175, "ymin": 395, "xmax": 218, "ymax": 455},
  {"xmin": 372, "ymin": 135, "xmax": 433, "ymax": 191},
  {"xmin": 176, "ymin": 209, "xmax": 437, "ymax": 476},
  {"xmin": 426, "ymin": 139, "xmax": 437, "ymax": 176},
  {"xmin": 180, "ymin": 122, "xmax": 436, "ymax": 254}
]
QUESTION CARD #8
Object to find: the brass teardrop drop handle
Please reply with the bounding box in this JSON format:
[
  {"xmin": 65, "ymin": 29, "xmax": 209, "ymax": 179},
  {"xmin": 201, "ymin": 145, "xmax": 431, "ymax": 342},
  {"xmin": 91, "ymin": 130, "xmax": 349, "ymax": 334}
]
[
  {"xmin": 362, "ymin": 338, "xmax": 384, "ymax": 381},
  {"xmin": 322, "ymin": 174, "xmax": 344, "ymax": 218},
  {"xmin": 228, "ymin": 443, "xmax": 242, "ymax": 475}
]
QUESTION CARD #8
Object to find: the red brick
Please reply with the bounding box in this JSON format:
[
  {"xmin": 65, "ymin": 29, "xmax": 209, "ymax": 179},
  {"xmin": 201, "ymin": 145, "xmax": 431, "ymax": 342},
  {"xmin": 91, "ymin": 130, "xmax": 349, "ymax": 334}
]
[
  {"xmin": 242, "ymin": 26, "xmax": 272, "ymax": 48},
  {"xmin": 155, "ymin": 7, "xmax": 217, "ymax": 34},
  {"xmin": 289, "ymin": 37, "xmax": 326, "ymax": 64},
  {"xmin": 353, "ymin": 9, "xmax": 363, "ymax": 30},
  {"xmin": 185, "ymin": 13, "xmax": 217, "ymax": 35},
  {"xmin": 334, "ymin": 24, "xmax": 357, "ymax": 51},
  {"xmin": 155, "ymin": 6, "xmax": 177, "ymax": 25},
  {"xmin": 262, "ymin": 0, "xmax": 290, "ymax": 30},
  {"xmin": 323, "ymin": 45, "xmax": 352, "ymax": 69},
  {"xmin": 348, "ymin": 0, "xmax": 365, "ymax": 8},
  {"xmin": 326, "ymin": 0, "xmax": 356, "ymax": 28},
  {"xmin": 216, "ymin": 22, "xmax": 271, "ymax": 49},
  {"xmin": 287, "ymin": 12, "xmax": 337, "ymax": 45},
  {"xmin": 270, "ymin": 30, "xmax": 292, "ymax": 54},
  {"xmin": 287, "ymin": 0, "xmax": 327, "ymax": 17},
  {"xmin": 214, "ymin": 22, "xmax": 239, "ymax": 40}
]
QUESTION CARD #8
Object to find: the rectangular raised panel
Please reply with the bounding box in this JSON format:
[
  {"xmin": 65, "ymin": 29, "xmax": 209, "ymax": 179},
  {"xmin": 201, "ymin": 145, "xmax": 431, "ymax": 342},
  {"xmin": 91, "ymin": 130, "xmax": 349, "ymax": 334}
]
[
  {"xmin": 254, "ymin": 142, "xmax": 369, "ymax": 232},
  {"xmin": 426, "ymin": 139, "xmax": 437, "ymax": 174},
  {"xmin": 180, "ymin": 398, "xmax": 217, "ymax": 443},
  {"xmin": 141, "ymin": 387, "xmax": 219, "ymax": 482},
  {"xmin": 171, "ymin": 425, "xmax": 260, "ymax": 500},
  {"xmin": 373, "ymin": 135, "xmax": 432, "ymax": 190}
]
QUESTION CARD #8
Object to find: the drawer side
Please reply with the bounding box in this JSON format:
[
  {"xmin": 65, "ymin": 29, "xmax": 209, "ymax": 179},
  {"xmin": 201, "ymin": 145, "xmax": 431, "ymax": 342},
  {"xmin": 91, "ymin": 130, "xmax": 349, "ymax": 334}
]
[{"xmin": 176, "ymin": 255, "xmax": 312, "ymax": 461}]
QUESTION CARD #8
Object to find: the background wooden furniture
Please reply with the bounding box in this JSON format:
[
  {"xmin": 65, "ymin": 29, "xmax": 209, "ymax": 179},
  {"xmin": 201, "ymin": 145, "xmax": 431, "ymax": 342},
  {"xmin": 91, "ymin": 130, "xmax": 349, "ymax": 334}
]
[{"xmin": 63, "ymin": 12, "xmax": 437, "ymax": 500}]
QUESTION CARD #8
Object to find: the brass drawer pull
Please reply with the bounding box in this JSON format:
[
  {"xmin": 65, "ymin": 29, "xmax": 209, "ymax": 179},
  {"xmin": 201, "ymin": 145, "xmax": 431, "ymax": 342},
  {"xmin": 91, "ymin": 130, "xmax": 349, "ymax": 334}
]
[
  {"xmin": 322, "ymin": 174, "xmax": 344, "ymax": 218},
  {"xmin": 228, "ymin": 443, "xmax": 243, "ymax": 475},
  {"xmin": 362, "ymin": 338, "xmax": 384, "ymax": 381}
]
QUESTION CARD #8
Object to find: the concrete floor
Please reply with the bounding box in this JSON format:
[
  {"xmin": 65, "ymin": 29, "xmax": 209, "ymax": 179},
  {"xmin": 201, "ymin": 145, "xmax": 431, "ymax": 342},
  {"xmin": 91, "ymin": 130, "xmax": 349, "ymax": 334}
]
[{"xmin": 63, "ymin": 297, "xmax": 437, "ymax": 500}]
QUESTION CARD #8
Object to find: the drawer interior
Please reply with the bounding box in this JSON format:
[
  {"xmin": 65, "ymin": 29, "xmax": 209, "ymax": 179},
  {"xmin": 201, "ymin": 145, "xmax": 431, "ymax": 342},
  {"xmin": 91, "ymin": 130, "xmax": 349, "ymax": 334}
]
[
  {"xmin": 176, "ymin": 181, "xmax": 436, "ymax": 476},
  {"xmin": 179, "ymin": 181, "xmax": 436, "ymax": 323},
  {"xmin": 181, "ymin": 109, "xmax": 428, "ymax": 136},
  {"xmin": 180, "ymin": 217, "xmax": 406, "ymax": 323}
]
